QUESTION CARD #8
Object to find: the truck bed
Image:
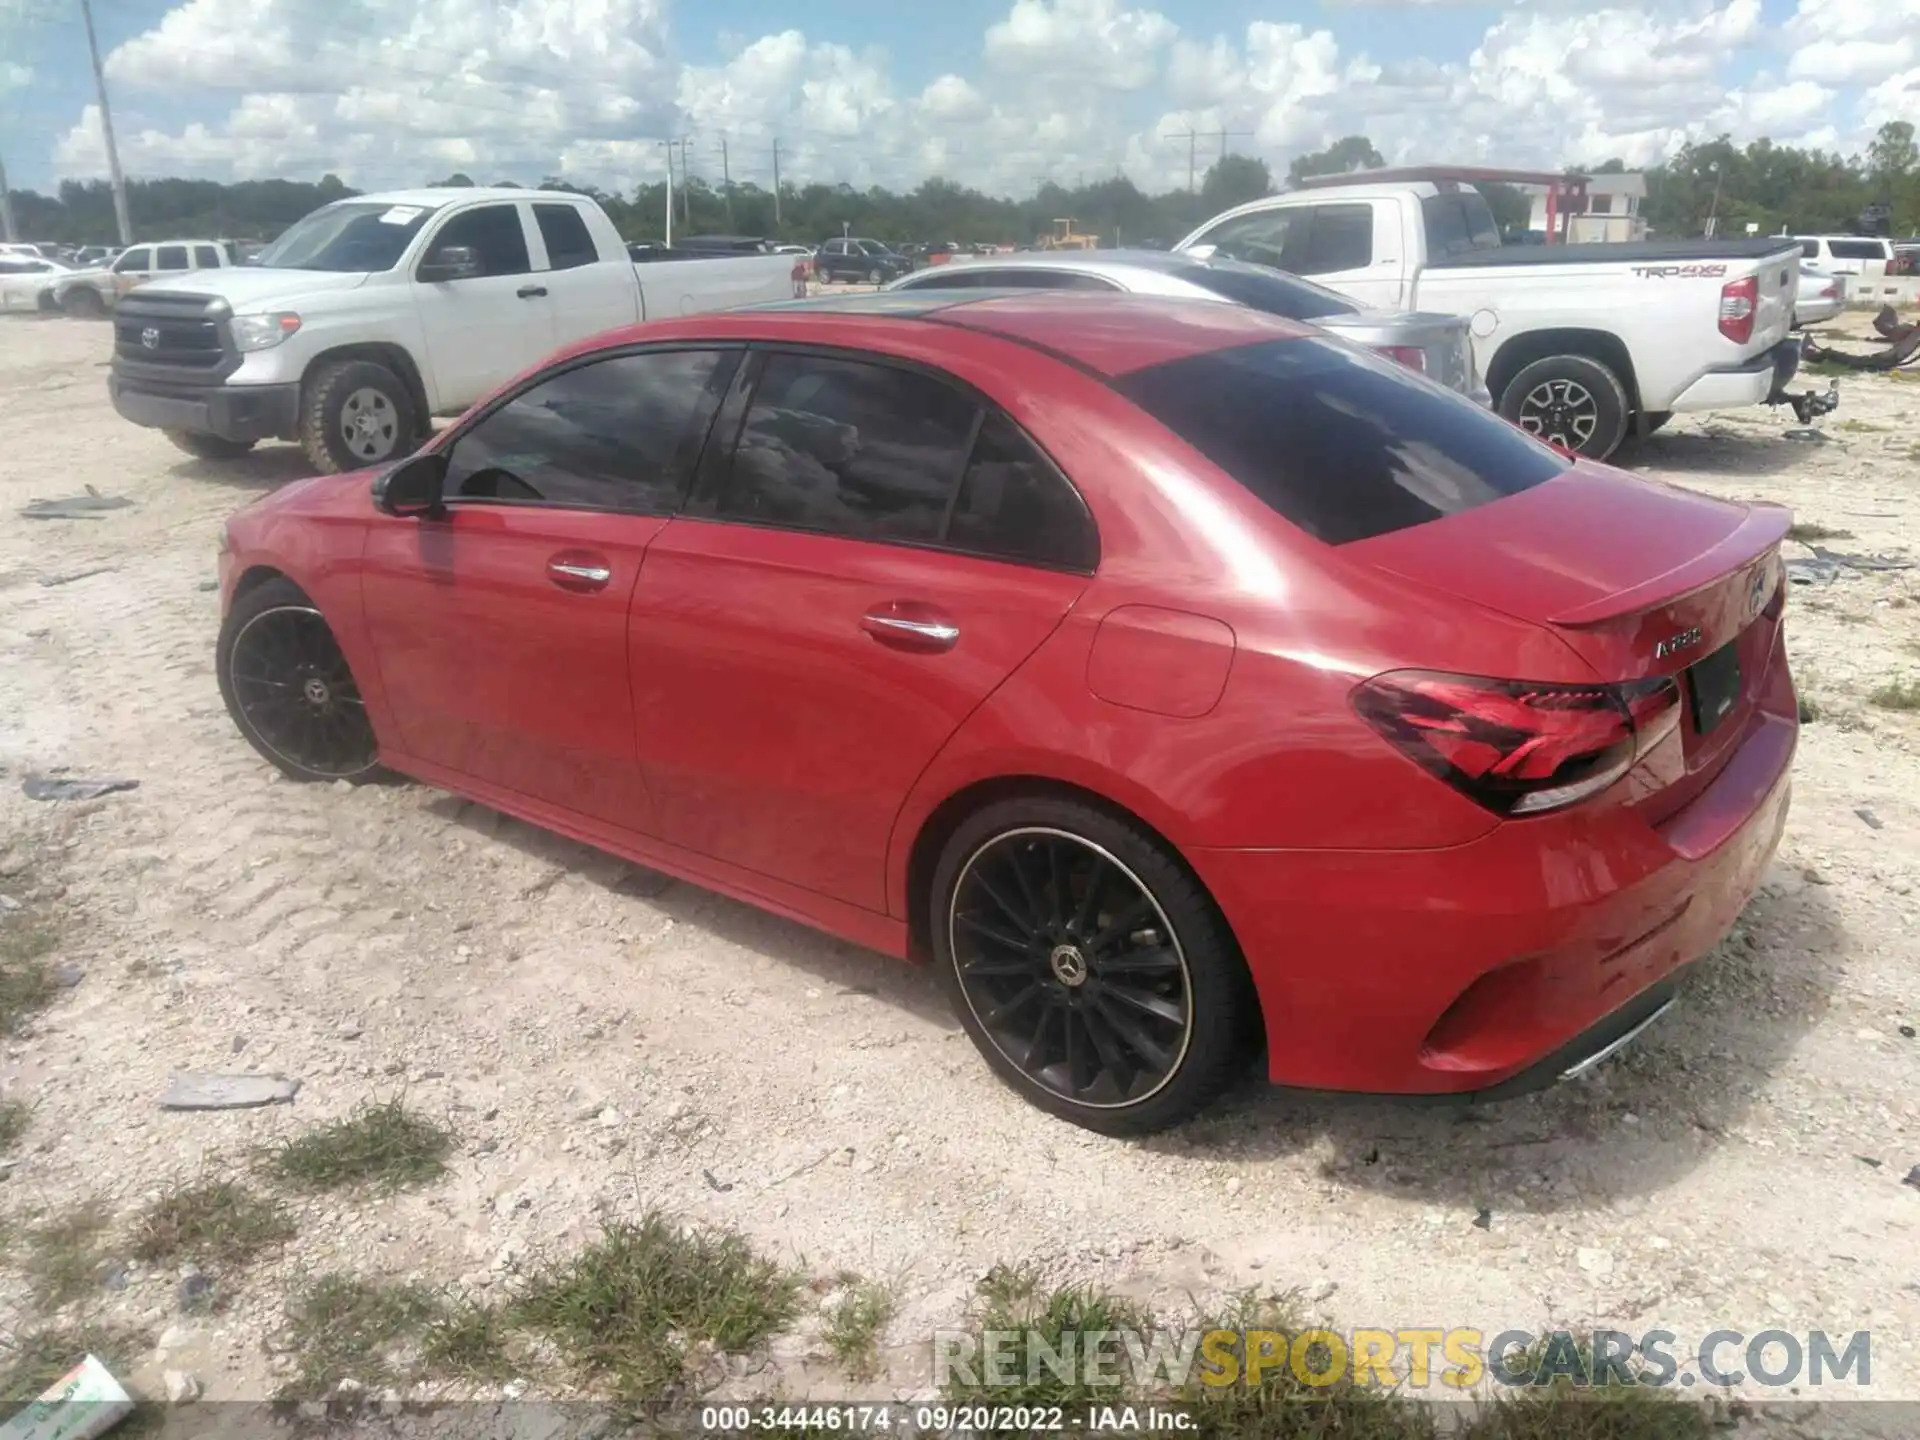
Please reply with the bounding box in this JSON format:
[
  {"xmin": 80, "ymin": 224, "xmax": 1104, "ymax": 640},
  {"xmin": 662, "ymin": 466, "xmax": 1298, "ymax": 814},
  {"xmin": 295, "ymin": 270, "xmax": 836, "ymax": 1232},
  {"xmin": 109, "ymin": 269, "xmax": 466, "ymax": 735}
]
[{"xmin": 1434, "ymin": 238, "xmax": 1799, "ymax": 269}]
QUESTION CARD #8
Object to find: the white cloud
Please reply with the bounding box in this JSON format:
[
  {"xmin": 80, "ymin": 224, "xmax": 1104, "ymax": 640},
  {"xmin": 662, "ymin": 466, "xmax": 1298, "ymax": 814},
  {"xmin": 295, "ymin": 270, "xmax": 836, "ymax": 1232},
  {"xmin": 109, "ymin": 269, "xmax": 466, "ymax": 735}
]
[{"xmin": 34, "ymin": 0, "xmax": 1897, "ymax": 200}]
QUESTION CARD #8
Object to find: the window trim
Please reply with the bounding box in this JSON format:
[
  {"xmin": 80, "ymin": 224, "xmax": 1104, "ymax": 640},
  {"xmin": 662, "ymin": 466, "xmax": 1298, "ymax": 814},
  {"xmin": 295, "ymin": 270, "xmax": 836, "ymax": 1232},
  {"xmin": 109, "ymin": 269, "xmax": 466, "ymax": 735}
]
[
  {"xmin": 420, "ymin": 342, "xmax": 747, "ymax": 518},
  {"xmin": 683, "ymin": 340, "xmax": 1100, "ymax": 575},
  {"xmin": 532, "ymin": 200, "xmax": 601, "ymax": 272}
]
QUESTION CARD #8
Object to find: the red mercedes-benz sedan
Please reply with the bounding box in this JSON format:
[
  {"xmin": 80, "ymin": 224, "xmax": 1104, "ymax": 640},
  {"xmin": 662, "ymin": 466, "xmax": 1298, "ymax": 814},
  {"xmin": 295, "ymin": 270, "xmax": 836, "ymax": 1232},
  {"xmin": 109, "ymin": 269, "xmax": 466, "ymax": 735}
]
[{"xmin": 215, "ymin": 291, "xmax": 1796, "ymax": 1134}]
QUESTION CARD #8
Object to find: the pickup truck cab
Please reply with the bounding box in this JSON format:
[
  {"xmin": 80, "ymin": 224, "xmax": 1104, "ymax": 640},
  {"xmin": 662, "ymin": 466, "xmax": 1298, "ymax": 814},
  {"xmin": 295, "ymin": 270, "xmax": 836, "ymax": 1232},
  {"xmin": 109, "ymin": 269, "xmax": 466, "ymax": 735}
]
[
  {"xmin": 1178, "ymin": 176, "xmax": 1808, "ymax": 458},
  {"xmin": 56, "ymin": 240, "xmax": 238, "ymax": 316},
  {"xmin": 108, "ymin": 188, "xmax": 801, "ymax": 472}
]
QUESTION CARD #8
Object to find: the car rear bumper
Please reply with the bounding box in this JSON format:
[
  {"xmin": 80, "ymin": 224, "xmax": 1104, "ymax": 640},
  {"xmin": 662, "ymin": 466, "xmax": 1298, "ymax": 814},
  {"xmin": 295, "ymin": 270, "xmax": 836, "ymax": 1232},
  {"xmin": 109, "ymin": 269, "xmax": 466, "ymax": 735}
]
[
  {"xmin": 1189, "ymin": 655, "xmax": 1797, "ymax": 1096},
  {"xmin": 107, "ymin": 374, "xmax": 300, "ymax": 443},
  {"xmin": 1667, "ymin": 338, "xmax": 1800, "ymax": 413}
]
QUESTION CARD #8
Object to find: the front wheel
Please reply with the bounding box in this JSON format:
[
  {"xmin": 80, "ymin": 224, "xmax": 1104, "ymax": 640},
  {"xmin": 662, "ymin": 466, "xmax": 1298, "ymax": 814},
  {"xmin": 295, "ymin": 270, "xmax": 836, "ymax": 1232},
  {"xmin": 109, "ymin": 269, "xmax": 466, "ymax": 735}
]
[
  {"xmin": 166, "ymin": 430, "xmax": 255, "ymax": 461},
  {"xmin": 1499, "ymin": 354, "xmax": 1630, "ymax": 460},
  {"xmin": 931, "ymin": 797, "xmax": 1259, "ymax": 1135},
  {"xmin": 216, "ymin": 576, "xmax": 381, "ymax": 782},
  {"xmin": 299, "ymin": 359, "xmax": 417, "ymax": 474},
  {"xmin": 61, "ymin": 286, "xmax": 106, "ymax": 318}
]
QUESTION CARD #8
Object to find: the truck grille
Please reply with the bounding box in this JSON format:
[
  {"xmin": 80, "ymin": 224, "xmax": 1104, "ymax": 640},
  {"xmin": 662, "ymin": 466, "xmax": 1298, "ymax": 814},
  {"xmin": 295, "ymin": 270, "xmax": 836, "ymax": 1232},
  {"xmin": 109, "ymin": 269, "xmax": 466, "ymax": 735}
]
[{"xmin": 112, "ymin": 292, "xmax": 230, "ymax": 372}]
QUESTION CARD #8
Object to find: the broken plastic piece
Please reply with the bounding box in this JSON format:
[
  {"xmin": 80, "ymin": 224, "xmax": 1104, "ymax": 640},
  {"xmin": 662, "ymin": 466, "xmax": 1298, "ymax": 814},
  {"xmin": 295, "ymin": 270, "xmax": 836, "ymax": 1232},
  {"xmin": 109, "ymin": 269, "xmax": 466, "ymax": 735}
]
[
  {"xmin": 0, "ymin": 1353, "xmax": 134, "ymax": 1440},
  {"xmin": 22, "ymin": 776, "xmax": 140, "ymax": 802},
  {"xmin": 18, "ymin": 487, "xmax": 134, "ymax": 522},
  {"xmin": 159, "ymin": 1073, "xmax": 302, "ymax": 1110}
]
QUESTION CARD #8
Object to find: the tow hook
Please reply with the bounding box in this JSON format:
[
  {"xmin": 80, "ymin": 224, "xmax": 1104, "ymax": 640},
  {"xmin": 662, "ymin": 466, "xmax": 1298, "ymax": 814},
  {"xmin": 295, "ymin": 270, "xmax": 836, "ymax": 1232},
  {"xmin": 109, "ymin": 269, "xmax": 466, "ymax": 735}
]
[{"xmin": 1770, "ymin": 380, "xmax": 1841, "ymax": 426}]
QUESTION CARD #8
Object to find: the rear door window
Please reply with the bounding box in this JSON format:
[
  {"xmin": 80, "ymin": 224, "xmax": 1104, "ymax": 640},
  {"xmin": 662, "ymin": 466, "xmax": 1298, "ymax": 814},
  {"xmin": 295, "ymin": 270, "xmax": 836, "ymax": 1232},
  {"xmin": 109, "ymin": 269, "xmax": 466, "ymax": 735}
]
[
  {"xmin": 535, "ymin": 204, "xmax": 599, "ymax": 270},
  {"xmin": 1112, "ymin": 338, "xmax": 1569, "ymax": 545},
  {"xmin": 155, "ymin": 245, "xmax": 190, "ymax": 270},
  {"xmin": 193, "ymin": 245, "xmax": 223, "ymax": 269},
  {"xmin": 947, "ymin": 412, "xmax": 1098, "ymax": 571},
  {"xmin": 714, "ymin": 352, "xmax": 978, "ymax": 544},
  {"xmin": 1296, "ymin": 204, "xmax": 1373, "ymax": 275},
  {"xmin": 1828, "ymin": 239, "xmax": 1888, "ymax": 261}
]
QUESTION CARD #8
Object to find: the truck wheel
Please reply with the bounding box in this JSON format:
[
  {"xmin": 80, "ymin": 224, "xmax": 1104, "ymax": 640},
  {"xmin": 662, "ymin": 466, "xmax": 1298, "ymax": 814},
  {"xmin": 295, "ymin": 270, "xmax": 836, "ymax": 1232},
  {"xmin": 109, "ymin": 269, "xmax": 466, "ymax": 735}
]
[
  {"xmin": 867, "ymin": 266, "xmax": 883, "ymax": 285},
  {"xmin": 1499, "ymin": 355, "xmax": 1629, "ymax": 460},
  {"xmin": 62, "ymin": 286, "xmax": 106, "ymax": 318},
  {"xmin": 300, "ymin": 360, "xmax": 417, "ymax": 475},
  {"xmin": 166, "ymin": 430, "xmax": 255, "ymax": 461}
]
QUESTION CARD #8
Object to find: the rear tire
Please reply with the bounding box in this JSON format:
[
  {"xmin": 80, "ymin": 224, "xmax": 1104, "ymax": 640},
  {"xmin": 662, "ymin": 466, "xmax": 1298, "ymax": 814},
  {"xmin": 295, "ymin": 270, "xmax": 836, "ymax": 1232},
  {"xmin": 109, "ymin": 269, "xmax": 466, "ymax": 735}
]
[
  {"xmin": 216, "ymin": 576, "xmax": 382, "ymax": 783},
  {"xmin": 1499, "ymin": 354, "xmax": 1630, "ymax": 460},
  {"xmin": 867, "ymin": 266, "xmax": 883, "ymax": 285},
  {"xmin": 300, "ymin": 359, "xmax": 416, "ymax": 475},
  {"xmin": 930, "ymin": 795, "xmax": 1260, "ymax": 1135},
  {"xmin": 166, "ymin": 430, "xmax": 255, "ymax": 461}
]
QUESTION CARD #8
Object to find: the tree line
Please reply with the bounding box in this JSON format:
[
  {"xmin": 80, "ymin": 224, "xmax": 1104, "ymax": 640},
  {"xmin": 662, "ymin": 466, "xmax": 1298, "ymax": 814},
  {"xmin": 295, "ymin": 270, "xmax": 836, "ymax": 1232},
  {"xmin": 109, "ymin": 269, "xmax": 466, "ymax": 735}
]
[{"xmin": 8, "ymin": 124, "xmax": 1916, "ymax": 249}]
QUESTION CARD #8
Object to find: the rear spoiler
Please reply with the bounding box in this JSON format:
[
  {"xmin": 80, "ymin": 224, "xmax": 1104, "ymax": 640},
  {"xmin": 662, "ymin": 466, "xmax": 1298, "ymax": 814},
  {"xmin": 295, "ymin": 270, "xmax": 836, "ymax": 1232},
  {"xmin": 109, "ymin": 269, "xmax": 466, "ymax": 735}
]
[{"xmin": 1549, "ymin": 502, "xmax": 1791, "ymax": 626}]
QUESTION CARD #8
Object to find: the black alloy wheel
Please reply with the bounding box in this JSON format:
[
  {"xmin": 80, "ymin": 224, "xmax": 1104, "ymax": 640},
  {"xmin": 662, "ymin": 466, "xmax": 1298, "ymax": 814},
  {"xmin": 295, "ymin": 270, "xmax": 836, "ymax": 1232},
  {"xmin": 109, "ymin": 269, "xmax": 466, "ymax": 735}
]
[
  {"xmin": 217, "ymin": 580, "xmax": 378, "ymax": 781},
  {"xmin": 950, "ymin": 826, "xmax": 1196, "ymax": 1108}
]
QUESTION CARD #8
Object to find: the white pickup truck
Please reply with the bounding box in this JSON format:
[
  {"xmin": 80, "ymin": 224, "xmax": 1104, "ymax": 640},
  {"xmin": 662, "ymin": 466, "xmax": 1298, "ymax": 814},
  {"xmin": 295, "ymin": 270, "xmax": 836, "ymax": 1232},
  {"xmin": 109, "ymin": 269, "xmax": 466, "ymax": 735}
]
[
  {"xmin": 1177, "ymin": 174, "xmax": 1827, "ymax": 458},
  {"xmin": 107, "ymin": 187, "xmax": 802, "ymax": 472}
]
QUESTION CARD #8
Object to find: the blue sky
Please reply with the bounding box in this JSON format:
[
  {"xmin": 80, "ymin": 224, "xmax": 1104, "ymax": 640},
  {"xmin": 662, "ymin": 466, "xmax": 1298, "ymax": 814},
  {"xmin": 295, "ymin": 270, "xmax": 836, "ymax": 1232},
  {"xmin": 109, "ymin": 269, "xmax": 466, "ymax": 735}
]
[{"xmin": 0, "ymin": 0, "xmax": 1907, "ymax": 198}]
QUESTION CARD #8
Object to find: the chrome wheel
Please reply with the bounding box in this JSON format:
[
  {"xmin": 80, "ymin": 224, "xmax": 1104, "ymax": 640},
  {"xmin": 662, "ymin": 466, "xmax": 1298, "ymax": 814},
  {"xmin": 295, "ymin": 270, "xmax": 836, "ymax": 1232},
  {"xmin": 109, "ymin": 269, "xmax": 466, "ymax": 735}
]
[
  {"xmin": 225, "ymin": 605, "xmax": 377, "ymax": 778},
  {"xmin": 1517, "ymin": 378, "xmax": 1599, "ymax": 450},
  {"xmin": 339, "ymin": 386, "xmax": 400, "ymax": 463},
  {"xmin": 948, "ymin": 827, "xmax": 1194, "ymax": 1109}
]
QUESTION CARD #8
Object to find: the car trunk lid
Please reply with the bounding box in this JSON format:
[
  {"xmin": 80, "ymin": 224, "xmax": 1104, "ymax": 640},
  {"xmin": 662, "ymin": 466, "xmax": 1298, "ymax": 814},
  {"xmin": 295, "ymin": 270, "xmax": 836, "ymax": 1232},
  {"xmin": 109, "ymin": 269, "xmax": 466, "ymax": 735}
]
[{"xmin": 1345, "ymin": 464, "xmax": 1789, "ymax": 807}]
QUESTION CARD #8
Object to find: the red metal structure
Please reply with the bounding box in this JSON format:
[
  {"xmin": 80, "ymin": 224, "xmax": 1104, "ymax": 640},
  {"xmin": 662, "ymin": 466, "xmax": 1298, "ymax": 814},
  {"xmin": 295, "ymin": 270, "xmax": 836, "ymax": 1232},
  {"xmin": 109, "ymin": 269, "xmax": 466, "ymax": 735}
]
[
  {"xmin": 1294, "ymin": 165, "xmax": 1592, "ymax": 243},
  {"xmin": 214, "ymin": 291, "xmax": 1794, "ymax": 1133}
]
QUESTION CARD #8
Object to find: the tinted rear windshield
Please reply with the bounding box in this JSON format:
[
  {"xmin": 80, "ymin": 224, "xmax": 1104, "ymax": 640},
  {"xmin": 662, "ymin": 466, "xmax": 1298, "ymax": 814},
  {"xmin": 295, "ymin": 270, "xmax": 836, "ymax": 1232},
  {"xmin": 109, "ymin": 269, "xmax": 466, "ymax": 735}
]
[
  {"xmin": 1112, "ymin": 339, "xmax": 1570, "ymax": 545},
  {"xmin": 1179, "ymin": 263, "xmax": 1359, "ymax": 320}
]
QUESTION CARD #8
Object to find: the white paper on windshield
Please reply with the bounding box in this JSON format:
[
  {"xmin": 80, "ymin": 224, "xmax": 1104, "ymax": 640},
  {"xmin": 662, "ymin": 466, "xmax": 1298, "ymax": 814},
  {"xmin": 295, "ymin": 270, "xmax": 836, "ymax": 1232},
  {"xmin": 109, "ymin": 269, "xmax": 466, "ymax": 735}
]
[{"xmin": 378, "ymin": 206, "xmax": 424, "ymax": 225}]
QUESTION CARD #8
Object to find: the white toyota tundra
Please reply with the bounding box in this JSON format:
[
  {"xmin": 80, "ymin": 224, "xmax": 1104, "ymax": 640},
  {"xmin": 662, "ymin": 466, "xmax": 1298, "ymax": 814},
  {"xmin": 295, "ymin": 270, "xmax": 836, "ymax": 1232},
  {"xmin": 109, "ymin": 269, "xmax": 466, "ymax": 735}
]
[{"xmin": 108, "ymin": 187, "xmax": 802, "ymax": 472}]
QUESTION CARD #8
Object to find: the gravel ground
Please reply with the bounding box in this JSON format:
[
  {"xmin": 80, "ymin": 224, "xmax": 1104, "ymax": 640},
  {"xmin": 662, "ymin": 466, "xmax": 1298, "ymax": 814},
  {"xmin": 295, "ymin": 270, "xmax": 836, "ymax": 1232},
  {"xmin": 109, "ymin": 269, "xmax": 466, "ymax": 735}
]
[{"xmin": 1, "ymin": 311, "xmax": 1917, "ymax": 1414}]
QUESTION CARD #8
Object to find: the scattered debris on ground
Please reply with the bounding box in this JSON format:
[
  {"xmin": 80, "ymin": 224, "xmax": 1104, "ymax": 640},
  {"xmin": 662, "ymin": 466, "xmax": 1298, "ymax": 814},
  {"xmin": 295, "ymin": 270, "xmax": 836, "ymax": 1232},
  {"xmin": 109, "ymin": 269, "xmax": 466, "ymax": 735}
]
[{"xmin": 156, "ymin": 1073, "xmax": 300, "ymax": 1111}]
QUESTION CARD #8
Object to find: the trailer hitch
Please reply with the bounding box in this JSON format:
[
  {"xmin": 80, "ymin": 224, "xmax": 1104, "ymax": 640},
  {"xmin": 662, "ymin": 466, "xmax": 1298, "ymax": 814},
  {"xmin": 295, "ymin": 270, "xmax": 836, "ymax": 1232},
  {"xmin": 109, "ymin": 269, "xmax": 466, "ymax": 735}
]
[{"xmin": 1768, "ymin": 378, "xmax": 1840, "ymax": 426}]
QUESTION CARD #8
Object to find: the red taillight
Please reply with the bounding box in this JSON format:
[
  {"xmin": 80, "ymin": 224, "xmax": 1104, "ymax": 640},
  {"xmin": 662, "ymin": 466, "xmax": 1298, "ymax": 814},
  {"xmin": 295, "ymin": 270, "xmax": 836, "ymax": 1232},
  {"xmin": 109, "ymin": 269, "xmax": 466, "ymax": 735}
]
[
  {"xmin": 1377, "ymin": 345, "xmax": 1426, "ymax": 372},
  {"xmin": 1352, "ymin": 670, "xmax": 1682, "ymax": 817},
  {"xmin": 1821, "ymin": 281, "xmax": 1841, "ymax": 300},
  {"xmin": 1718, "ymin": 275, "xmax": 1758, "ymax": 344}
]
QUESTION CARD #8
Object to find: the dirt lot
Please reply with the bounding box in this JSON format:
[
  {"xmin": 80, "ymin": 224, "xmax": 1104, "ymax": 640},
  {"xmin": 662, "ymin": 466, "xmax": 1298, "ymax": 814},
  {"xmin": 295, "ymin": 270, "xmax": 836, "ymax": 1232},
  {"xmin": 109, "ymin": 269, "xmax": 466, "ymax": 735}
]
[{"xmin": 1, "ymin": 312, "xmax": 1918, "ymax": 1420}]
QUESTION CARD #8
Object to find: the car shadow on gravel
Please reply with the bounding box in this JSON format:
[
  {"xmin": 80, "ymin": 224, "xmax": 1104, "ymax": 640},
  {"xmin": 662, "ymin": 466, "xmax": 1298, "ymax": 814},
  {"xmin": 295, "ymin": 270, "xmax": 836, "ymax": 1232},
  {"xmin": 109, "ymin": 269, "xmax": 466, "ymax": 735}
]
[
  {"xmin": 1619, "ymin": 426, "xmax": 1814, "ymax": 479},
  {"xmin": 430, "ymin": 796, "xmax": 957, "ymax": 1030},
  {"xmin": 164, "ymin": 444, "xmax": 318, "ymax": 492},
  {"xmin": 1165, "ymin": 876, "xmax": 1842, "ymax": 1213}
]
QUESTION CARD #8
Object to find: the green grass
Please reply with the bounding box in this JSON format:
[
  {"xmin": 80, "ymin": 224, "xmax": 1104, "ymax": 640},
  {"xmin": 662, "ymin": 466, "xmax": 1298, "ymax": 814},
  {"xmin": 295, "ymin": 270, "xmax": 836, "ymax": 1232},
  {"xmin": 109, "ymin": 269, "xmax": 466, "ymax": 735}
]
[
  {"xmin": 18, "ymin": 1199, "xmax": 114, "ymax": 1311},
  {"xmin": 510, "ymin": 1212, "xmax": 801, "ymax": 1403},
  {"xmin": 0, "ymin": 1099, "xmax": 31, "ymax": 1155},
  {"xmin": 944, "ymin": 1264, "xmax": 1153, "ymax": 1414},
  {"xmin": 421, "ymin": 1298, "xmax": 517, "ymax": 1384},
  {"xmin": 0, "ymin": 1322, "xmax": 153, "ymax": 1404},
  {"xmin": 274, "ymin": 1274, "xmax": 447, "ymax": 1402},
  {"xmin": 131, "ymin": 1178, "xmax": 296, "ymax": 1267},
  {"xmin": 822, "ymin": 1272, "xmax": 895, "ymax": 1380},
  {"xmin": 1786, "ymin": 521, "xmax": 1853, "ymax": 543},
  {"xmin": 1868, "ymin": 677, "xmax": 1920, "ymax": 711},
  {"xmin": 260, "ymin": 1099, "xmax": 455, "ymax": 1194}
]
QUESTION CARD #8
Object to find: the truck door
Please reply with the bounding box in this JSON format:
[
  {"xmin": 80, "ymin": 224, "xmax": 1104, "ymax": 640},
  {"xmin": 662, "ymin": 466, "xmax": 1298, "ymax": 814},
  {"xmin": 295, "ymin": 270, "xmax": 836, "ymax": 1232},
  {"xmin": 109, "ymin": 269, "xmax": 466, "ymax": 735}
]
[{"xmin": 411, "ymin": 201, "xmax": 559, "ymax": 413}]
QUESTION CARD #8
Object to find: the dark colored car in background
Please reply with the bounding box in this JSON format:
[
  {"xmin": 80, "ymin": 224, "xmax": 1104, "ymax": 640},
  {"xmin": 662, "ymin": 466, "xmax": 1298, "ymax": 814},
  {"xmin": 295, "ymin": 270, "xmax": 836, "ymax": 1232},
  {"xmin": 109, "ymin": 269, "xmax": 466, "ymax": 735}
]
[{"xmin": 815, "ymin": 237, "xmax": 912, "ymax": 283}]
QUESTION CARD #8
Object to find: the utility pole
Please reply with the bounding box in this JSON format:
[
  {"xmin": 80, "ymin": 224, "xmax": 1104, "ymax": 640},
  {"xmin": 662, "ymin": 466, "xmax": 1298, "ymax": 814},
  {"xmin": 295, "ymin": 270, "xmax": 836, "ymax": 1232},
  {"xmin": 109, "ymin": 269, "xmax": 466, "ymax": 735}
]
[
  {"xmin": 657, "ymin": 138, "xmax": 675, "ymax": 246},
  {"xmin": 0, "ymin": 151, "xmax": 16, "ymax": 243},
  {"xmin": 679, "ymin": 138, "xmax": 692, "ymax": 228},
  {"xmin": 78, "ymin": 0, "xmax": 133, "ymax": 245},
  {"xmin": 1211, "ymin": 128, "xmax": 1254, "ymax": 163},
  {"xmin": 771, "ymin": 139, "xmax": 782, "ymax": 230},
  {"xmin": 719, "ymin": 137, "xmax": 732, "ymax": 227}
]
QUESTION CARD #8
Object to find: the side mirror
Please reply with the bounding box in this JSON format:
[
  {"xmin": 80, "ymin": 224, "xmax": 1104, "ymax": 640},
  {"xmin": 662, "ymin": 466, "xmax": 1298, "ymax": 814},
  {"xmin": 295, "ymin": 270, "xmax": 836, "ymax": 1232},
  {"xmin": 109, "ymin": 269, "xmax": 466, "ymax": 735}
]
[
  {"xmin": 418, "ymin": 245, "xmax": 481, "ymax": 283},
  {"xmin": 1183, "ymin": 243, "xmax": 1218, "ymax": 260},
  {"xmin": 372, "ymin": 451, "xmax": 448, "ymax": 517}
]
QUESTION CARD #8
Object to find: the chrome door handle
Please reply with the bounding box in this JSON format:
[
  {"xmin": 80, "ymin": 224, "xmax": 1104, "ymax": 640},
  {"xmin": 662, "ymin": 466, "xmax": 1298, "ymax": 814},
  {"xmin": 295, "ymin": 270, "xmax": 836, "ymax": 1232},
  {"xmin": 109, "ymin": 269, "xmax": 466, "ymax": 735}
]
[
  {"xmin": 549, "ymin": 561, "xmax": 611, "ymax": 583},
  {"xmin": 860, "ymin": 610, "xmax": 960, "ymax": 651}
]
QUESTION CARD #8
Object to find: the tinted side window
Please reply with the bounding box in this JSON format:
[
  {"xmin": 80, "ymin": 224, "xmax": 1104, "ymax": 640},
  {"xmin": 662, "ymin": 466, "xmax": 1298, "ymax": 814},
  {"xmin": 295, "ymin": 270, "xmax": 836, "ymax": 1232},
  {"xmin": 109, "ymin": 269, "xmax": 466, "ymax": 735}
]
[
  {"xmin": 426, "ymin": 204, "xmax": 531, "ymax": 277},
  {"xmin": 1113, "ymin": 338, "xmax": 1569, "ymax": 545},
  {"xmin": 192, "ymin": 245, "xmax": 222, "ymax": 269},
  {"xmin": 1297, "ymin": 205, "xmax": 1373, "ymax": 274},
  {"xmin": 443, "ymin": 349, "xmax": 734, "ymax": 513},
  {"xmin": 948, "ymin": 413, "xmax": 1097, "ymax": 570},
  {"xmin": 1828, "ymin": 239, "xmax": 1886, "ymax": 261},
  {"xmin": 899, "ymin": 269, "xmax": 995, "ymax": 289},
  {"xmin": 1421, "ymin": 195, "xmax": 1470, "ymax": 258},
  {"xmin": 717, "ymin": 353, "xmax": 977, "ymax": 543},
  {"xmin": 1183, "ymin": 263, "xmax": 1359, "ymax": 319},
  {"xmin": 155, "ymin": 245, "xmax": 190, "ymax": 270},
  {"xmin": 535, "ymin": 204, "xmax": 598, "ymax": 270},
  {"xmin": 1200, "ymin": 209, "xmax": 1296, "ymax": 269},
  {"xmin": 1800, "ymin": 239, "xmax": 1820, "ymax": 258},
  {"xmin": 113, "ymin": 248, "xmax": 150, "ymax": 273}
]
